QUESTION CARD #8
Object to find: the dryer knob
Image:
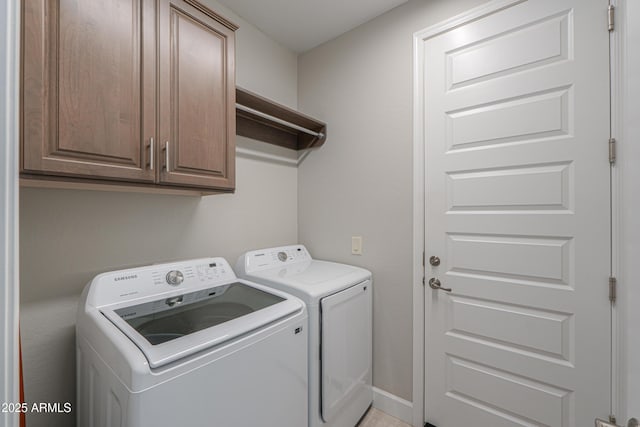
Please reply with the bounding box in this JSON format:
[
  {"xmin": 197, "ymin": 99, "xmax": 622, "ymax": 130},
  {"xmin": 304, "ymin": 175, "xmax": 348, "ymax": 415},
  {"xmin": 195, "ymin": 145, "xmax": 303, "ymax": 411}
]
[{"xmin": 166, "ymin": 270, "xmax": 184, "ymax": 286}]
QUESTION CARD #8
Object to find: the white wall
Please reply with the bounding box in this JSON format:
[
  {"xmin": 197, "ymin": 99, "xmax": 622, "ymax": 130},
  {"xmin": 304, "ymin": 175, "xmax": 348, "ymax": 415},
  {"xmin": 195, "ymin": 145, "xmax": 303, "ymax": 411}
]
[
  {"xmin": 297, "ymin": 0, "xmax": 489, "ymax": 402},
  {"xmin": 1, "ymin": 1, "xmax": 20, "ymax": 427},
  {"xmin": 19, "ymin": 2, "xmax": 299, "ymax": 426}
]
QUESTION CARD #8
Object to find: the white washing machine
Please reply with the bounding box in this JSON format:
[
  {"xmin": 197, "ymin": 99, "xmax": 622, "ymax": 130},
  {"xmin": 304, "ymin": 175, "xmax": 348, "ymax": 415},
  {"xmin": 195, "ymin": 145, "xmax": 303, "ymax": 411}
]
[
  {"xmin": 236, "ymin": 245, "xmax": 373, "ymax": 427},
  {"xmin": 76, "ymin": 257, "xmax": 308, "ymax": 427}
]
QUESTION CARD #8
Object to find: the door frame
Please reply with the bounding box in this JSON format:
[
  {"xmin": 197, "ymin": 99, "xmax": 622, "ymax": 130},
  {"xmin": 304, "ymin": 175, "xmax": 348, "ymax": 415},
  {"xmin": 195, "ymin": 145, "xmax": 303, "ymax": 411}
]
[
  {"xmin": 411, "ymin": 0, "xmax": 631, "ymax": 425},
  {"xmin": 0, "ymin": 0, "xmax": 20, "ymax": 426},
  {"xmin": 612, "ymin": 0, "xmax": 640, "ymax": 421}
]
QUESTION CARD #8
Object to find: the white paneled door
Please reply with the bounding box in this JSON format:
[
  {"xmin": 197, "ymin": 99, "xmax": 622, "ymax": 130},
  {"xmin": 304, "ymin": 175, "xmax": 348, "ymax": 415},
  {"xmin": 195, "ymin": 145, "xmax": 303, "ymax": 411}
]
[{"xmin": 420, "ymin": 0, "xmax": 611, "ymax": 426}]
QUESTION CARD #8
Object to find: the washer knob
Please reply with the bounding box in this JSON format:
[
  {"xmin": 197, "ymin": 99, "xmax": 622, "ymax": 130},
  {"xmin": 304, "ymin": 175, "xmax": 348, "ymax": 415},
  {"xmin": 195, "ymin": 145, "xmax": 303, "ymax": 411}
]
[
  {"xmin": 277, "ymin": 252, "xmax": 288, "ymax": 262},
  {"xmin": 166, "ymin": 270, "xmax": 184, "ymax": 286}
]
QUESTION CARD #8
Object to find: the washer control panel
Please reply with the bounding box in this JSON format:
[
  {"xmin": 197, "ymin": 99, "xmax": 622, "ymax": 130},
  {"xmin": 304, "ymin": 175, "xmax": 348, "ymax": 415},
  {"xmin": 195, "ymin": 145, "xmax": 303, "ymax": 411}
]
[
  {"xmin": 242, "ymin": 245, "xmax": 312, "ymax": 273},
  {"xmin": 91, "ymin": 257, "xmax": 237, "ymax": 306},
  {"xmin": 195, "ymin": 261, "xmax": 231, "ymax": 282}
]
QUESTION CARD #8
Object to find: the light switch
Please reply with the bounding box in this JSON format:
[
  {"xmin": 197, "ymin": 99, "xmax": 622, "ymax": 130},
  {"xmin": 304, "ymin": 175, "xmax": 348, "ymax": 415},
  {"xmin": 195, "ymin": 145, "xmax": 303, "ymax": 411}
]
[{"xmin": 352, "ymin": 236, "xmax": 363, "ymax": 255}]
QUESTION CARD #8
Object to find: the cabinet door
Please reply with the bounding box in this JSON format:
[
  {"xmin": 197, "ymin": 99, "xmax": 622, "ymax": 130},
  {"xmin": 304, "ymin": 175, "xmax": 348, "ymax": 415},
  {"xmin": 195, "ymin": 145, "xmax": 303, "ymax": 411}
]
[
  {"xmin": 158, "ymin": 0, "xmax": 236, "ymax": 190},
  {"xmin": 22, "ymin": 0, "xmax": 156, "ymax": 182}
]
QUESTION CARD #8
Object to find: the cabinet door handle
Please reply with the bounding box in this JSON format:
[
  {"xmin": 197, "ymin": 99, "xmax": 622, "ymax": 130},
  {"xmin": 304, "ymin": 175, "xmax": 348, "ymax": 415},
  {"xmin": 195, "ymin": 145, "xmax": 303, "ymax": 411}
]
[
  {"xmin": 165, "ymin": 141, "xmax": 170, "ymax": 172},
  {"xmin": 149, "ymin": 137, "xmax": 154, "ymax": 170}
]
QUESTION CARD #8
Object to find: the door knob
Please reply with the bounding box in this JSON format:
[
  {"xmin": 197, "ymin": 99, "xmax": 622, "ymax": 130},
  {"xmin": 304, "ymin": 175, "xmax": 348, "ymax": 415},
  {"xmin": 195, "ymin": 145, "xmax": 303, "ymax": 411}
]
[
  {"xmin": 429, "ymin": 256, "xmax": 440, "ymax": 266},
  {"xmin": 428, "ymin": 278, "xmax": 452, "ymax": 292}
]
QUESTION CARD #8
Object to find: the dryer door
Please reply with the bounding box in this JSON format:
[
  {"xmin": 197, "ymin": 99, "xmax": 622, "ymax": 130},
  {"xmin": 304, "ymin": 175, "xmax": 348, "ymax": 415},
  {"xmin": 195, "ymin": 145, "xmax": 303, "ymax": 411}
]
[{"xmin": 320, "ymin": 279, "xmax": 372, "ymax": 422}]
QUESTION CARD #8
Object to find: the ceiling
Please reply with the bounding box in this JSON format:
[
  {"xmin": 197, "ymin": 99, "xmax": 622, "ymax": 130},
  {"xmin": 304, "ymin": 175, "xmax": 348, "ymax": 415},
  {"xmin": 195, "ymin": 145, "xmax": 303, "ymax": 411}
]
[{"xmin": 216, "ymin": 0, "xmax": 409, "ymax": 53}]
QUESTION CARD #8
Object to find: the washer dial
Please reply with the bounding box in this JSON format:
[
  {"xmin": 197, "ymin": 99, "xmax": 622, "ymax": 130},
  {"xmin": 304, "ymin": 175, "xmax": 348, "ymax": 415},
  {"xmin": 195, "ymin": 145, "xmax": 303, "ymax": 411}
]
[
  {"xmin": 277, "ymin": 252, "xmax": 288, "ymax": 262},
  {"xmin": 166, "ymin": 270, "xmax": 184, "ymax": 286}
]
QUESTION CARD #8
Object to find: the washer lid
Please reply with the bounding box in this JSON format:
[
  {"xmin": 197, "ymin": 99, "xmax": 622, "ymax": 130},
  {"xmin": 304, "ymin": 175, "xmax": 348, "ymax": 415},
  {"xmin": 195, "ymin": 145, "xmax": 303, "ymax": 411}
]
[
  {"xmin": 243, "ymin": 260, "xmax": 371, "ymax": 301},
  {"xmin": 101, "ymin": 280, "xmax": 302, "ymax": 368}
]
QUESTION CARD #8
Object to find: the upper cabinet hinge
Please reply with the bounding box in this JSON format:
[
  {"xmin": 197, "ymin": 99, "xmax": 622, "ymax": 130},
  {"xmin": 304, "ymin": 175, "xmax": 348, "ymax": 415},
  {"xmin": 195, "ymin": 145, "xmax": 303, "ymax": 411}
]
[
  {"xmin": 609, "ymin": 138, "xmax": 616, "ymax": 165},
  {"xmin": 608, "ymin": 4, "xmax": 615, "ymax": 32},
  {"xmin": 609, "ymin": 276, "xmax": 617, "ymax": 303}
]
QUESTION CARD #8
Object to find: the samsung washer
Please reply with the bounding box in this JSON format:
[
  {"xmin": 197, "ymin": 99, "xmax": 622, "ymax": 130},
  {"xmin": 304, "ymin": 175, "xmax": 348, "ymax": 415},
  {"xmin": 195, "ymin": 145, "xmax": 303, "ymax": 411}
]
[
  {"xmin": 236, "ymin": 245, "xmax": 373, "ymax": 427},
  {"xmin": 76, "ymin": 257, "xmax": 308, "ymax": 427}
]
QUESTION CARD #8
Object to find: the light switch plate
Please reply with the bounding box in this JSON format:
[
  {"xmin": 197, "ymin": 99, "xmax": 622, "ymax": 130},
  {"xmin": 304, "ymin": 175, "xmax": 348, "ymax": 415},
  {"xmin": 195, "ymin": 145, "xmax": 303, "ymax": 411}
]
[{"xmin": 352, "ymin": 236, "xmax": 362, "ymax": 255}]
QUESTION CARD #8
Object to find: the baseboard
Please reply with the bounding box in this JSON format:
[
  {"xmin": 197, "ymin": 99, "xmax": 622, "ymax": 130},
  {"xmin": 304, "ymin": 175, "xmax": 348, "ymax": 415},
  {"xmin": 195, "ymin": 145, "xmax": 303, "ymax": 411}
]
[{"xmin": 372, "ymin": 387, "xmax": 414, "ymax": 425}]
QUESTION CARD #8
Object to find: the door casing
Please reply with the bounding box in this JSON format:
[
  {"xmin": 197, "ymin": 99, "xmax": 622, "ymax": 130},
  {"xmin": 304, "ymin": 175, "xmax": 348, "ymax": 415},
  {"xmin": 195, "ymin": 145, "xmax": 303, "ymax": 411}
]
[
  {"xmin": 0, "ymin": 1, "xmax": 20, "ymax": 427},
  {"xmin": 611, "ymin": 0, "xmax": 640, "ymax": 422}
]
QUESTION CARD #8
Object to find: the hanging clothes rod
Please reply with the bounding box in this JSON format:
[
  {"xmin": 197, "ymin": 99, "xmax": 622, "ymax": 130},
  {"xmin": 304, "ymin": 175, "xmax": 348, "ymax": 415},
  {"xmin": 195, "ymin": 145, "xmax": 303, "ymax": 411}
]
[
  {"xmin": 235, "ymin": 146, "xmax": 312, "ymax": 166},
  {"xmin": 236, "ymin": 104, "xmax": 325, "ymax": 139}
]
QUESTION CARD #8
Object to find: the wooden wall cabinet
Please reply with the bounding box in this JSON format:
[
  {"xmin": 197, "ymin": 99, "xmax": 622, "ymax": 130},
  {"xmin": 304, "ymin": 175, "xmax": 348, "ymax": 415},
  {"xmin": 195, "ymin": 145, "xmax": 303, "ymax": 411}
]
[
  {"xmin": 21, "ymin": 0, "xmax": 237, "ymax": 193},
  {"xmin": 159, "ymin": 0, "xmax": 236, "ymax": 189}
]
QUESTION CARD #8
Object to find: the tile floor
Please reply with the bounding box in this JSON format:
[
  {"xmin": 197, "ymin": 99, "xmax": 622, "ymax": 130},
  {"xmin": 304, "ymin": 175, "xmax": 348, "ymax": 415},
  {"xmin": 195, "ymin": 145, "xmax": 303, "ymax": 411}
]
[{"xmin": 357, "ymin": 408, "xmax": 412, "ymax": 427}]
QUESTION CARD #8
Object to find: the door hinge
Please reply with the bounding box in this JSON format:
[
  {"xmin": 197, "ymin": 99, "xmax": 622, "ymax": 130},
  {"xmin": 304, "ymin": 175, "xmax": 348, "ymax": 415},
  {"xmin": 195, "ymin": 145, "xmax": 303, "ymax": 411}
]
[
  {"xmin": 422, "ymin": 276, "xmax": 425, "ymax": 286},
  {"xmin": 609, "ymin": 276, "xmax": 617, "ymax": 303},
  {"xmin": 609, "ymin": 138, "xmax": 616, "ymax": 165},
  {"xmin": 608, "ymin": 4, "xmax": 615, "ymax": 32}
]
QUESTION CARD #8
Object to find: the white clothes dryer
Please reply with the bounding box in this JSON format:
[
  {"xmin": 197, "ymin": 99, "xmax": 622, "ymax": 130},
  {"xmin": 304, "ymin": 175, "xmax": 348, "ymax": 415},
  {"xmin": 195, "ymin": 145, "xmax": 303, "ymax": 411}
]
[
  {"xmin": 76, "ymin": 257, "xmax": 308, "ymax": 427},
  {"xmin": 236, "ymin": 245, "xmax": 373, "ymax": 427}
]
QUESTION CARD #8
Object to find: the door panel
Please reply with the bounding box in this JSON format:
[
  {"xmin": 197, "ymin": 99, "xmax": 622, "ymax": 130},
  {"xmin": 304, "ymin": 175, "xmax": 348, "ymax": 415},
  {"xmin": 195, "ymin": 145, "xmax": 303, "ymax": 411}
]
[
  {"xmin": 22, "ymin": 0, "xmax": 156, "ymax": 181},
  {"xmin": 447, "ymin": 11, "xmax": 570, "ymax": 90},
  {"xmin": 158, "ymin": 0, "xmax": 235, "ymax": 190},
  {"xmin": 57, "ymin": 0, "xmax": 137, "ymax": 159},
  {"xmin": 422, "ymin": 1, "xmax": 610, "ymax": 426},
  {"xmin": 175, "ymin": 10, "xmax": 226, "ymax": 174},
  {"xmin": 320, "ymin": 280, "xmax": 372, "ymax": 422},
  {"xmin": 446, "ymin": 356, "xmax": 572, "ymax": 426}
]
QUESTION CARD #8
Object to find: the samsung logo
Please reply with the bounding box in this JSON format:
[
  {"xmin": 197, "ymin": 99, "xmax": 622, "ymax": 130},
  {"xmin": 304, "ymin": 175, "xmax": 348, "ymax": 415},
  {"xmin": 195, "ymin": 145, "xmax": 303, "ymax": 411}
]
[{"xmin": 114, "ymin": 274, "xmax": 138, "ymax": 282}]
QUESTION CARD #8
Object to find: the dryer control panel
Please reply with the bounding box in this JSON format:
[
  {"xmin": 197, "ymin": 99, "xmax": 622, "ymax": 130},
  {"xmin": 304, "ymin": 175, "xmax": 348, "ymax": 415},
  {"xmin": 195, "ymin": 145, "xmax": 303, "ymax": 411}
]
[
  {"xmin": 87, "ymin": 257, "xmax": 237, "ymax": 307},
  {"xmin": 241, "ymin": 245, "xmax": 312, "ymax": 273}
]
